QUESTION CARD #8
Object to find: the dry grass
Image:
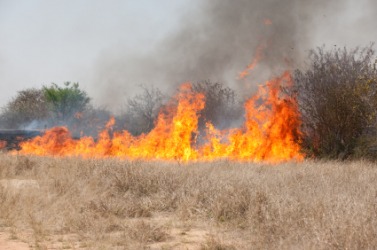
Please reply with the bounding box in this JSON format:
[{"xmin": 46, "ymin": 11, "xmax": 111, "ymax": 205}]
[{"xmin": 0, "ymin": 153, "xmax": 377, "ymax": 249}]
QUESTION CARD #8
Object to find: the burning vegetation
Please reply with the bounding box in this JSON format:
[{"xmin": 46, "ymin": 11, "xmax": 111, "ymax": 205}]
[
  {"xmin": 1, "ymin": 45, "xmax": 377, "ymax": 161},
  {"xmin": 14, "ymin": 71, "xmax": 303, "ymax": 163}
]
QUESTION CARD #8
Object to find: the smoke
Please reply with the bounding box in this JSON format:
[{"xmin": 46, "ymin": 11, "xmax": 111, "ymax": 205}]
[{"xmin": 93, "ymin": 0, "xmax": 377, "ymax": 110}]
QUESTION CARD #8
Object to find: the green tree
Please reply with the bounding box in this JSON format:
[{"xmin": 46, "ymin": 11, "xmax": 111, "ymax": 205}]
[{"xmin": 43, "ymin": 82, "xmax": 90, "ymax": 122}]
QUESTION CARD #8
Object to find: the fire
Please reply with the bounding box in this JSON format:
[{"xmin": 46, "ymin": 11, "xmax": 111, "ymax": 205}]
[
  {"xmin": 16, "ymin": 73, "xmax": 303, "ymax": 163},
  {"xmin": 264, "ymin": 18, "xmax": 273, "ymax": 26},
  {"xmin": 110, "ymin": 83, "xmax": 205, "ymax": 161},
  {"xmin": 238, "ymin": 43, "xmax": 266, "ymax": 79},
  {"xmin": 0, "ymin": 140, "xmax": 7, "ymax": 149},
  {"xmin": 201, "ymin": 71, "xmax": 302, "ymax": 162}
]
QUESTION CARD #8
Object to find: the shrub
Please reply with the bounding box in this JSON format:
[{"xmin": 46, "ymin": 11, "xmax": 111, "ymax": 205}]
[
  {"xmin": 120, "ymin": 82, "xmax": 242, "ymax": 136},
  {"xmin": 294, "ymin": 45, "xmax": 377, "ymax": 159},
  {"xmin": 0, "ymin": 88, "xmax": 48, "ymax": 129},
  {"xmin": 43, "ymin": 82, "xmax": 90, "ymax": 124},
  {"xmin": 120, "ymin": 85, "xmax": 166, "ymax": 136},
  {"xmin": 192, "ymin": 80, "xmax": 241, "ymax": 131}
]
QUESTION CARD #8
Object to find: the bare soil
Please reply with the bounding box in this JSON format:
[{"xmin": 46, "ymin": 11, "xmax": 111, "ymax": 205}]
[{"xmin": 0, "ymin": 231, "xmax": 29, "ymax": 250}]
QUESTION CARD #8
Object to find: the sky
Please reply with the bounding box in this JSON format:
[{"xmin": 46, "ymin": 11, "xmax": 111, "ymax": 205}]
[
  {"xmin": 1, "ymin": 0, "xmax": 376, "ymax": 111},
  {"xmin": 0, "ymin": 0, "xmax": 191, "ymax": 109}
]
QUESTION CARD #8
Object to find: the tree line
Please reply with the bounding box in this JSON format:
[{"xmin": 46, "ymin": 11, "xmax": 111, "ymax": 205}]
[{"xmin": 2, "ymin": 45, "xmax": 377, "ymax": 160}]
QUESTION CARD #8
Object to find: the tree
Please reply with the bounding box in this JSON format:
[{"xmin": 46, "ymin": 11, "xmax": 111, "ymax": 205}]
[
  {"xmin": 0, "ymin": 88, "xmax": 48, "ymax": 128},
  {"xmin": 293, "ymin": 45, "xmax": 377, "ymax": 159},
  {"xmin": 121, "ymin": 85, "xmax": 165, "ymax": 136},
  {"xmin": 70, "ymin": 105, "xmax": 112, "ymax": 138},
  {"xmin": 43, "ymin": 82, "xmax": 90, "ymax": 123},
  {"xmin": 192, "ymin": 80, "xmax": 241, "ymax": 130}
]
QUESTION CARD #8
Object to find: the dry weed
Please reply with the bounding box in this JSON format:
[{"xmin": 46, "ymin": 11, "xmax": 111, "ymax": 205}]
[
  {"xmin": 0, "ymin": 153, "xmax": 377, "ymax": 249},
  {"xmin": 201, "ymin": 235, "xmax": 236, "ymax": 250}
]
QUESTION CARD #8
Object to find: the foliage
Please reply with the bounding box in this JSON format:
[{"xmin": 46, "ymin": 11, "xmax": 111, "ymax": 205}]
[
  {"xmin": 294, "ymin": 45, "xmax": 377, "ymax": 159},
  {"xmin": 43, "ymin": 82, "xmax": 90, "ymax": 123},
  {"xmin": 5, "ymin": 45, "xmax": 377, "ymax": 161},
  {"xmin": 0, "ymin": 82, "xmax": 93, "ymax": 131},
  {"xmin": 0, "ymin": 88, "xmax": 48, "ymax": 128}
]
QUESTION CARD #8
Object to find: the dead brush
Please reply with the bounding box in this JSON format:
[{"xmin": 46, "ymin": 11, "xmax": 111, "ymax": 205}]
[
  {"xmin": 201, "ymin": 235, "xmax": 236, "ymax": 250},
  {"xmin": 0, "ymin": 154, "xmax": 377, "ymax": 249},
  {"xmin": 125, "ymin": 220, "xmax": 168, "ymax": 243},
  {"xmin": 15, "ymin": 155, "xmax": 35, "ymax": 175},
  {"xmin": 211, "ymin": 184, "xmax": 253, "ymax": 224}
]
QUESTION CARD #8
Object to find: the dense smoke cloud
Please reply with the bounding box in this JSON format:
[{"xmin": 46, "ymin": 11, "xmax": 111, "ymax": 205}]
[
  {"xmin": 92, "ymin": 0, "xmax": 376, "ymax": 109},
  {"xmin": 1, "ymin": 0, "xmax": 377, "ymax": 111},
  {"xmin": 89, "ymin": 0, "xmax": 316, "ymax": 105}
]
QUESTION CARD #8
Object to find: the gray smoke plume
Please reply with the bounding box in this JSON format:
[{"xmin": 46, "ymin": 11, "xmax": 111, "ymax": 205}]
[{"xmin": 92, "ymin": 0, "xmax": 377, "ymax": 110}]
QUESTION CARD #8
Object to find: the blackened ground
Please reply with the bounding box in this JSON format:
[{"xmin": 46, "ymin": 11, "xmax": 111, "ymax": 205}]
[{"xmin": 0, "ymin": 130, "xmax": 42, "ymax": 150}]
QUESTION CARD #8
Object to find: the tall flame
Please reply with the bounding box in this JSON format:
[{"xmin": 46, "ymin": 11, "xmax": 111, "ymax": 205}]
[
  {"xmin": 16, "ymin": 72, "xmax": 303, "ymax": 163},
  {"xmin": 201, "ymin": 71, "xmax": 302, "ymax": 162}
]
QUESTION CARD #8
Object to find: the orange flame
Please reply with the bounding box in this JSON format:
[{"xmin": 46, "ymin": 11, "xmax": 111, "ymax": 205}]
[
  {"xmin": 202, "ymin": 71, "xmax": 302, "ymax": 162},
  {"xmin": 16, "ymin": 73, "xmax": 303, "ymax": 163},
  {"xmin": 264, "ymin": 18, "xmax": 273, "ymax": 26},
  {"xmin": 238, "ymin": 43, "xmax": 267, "ymax": 79},
  {"xmin": 0, "ymin": 140, "xmax": 7, "ymax": 149}
]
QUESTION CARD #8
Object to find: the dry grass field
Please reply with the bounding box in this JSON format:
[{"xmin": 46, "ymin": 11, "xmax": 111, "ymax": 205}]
[{"xmin": 0, "ymin": 153, "xmax": 377, "ymax": 249}]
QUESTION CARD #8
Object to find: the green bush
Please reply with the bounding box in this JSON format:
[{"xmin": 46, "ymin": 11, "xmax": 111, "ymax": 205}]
[{"xmin": 43, "ymin": 82, "xmax": 90, "ymax": 123}]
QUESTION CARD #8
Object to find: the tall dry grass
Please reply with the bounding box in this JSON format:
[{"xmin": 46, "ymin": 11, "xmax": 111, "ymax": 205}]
[{"xmin": 0, "ymin": 153, "xmax": 376, "ymax": 249}]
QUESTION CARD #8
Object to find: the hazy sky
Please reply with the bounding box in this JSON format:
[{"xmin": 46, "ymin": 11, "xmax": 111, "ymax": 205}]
[
  {"xmin": 1, "ymin": 0, "xmax": 376, "ymax": 111},
  {"xmin": 0, "ymin": 0, "xmax": 191, "ymax": 108}
]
